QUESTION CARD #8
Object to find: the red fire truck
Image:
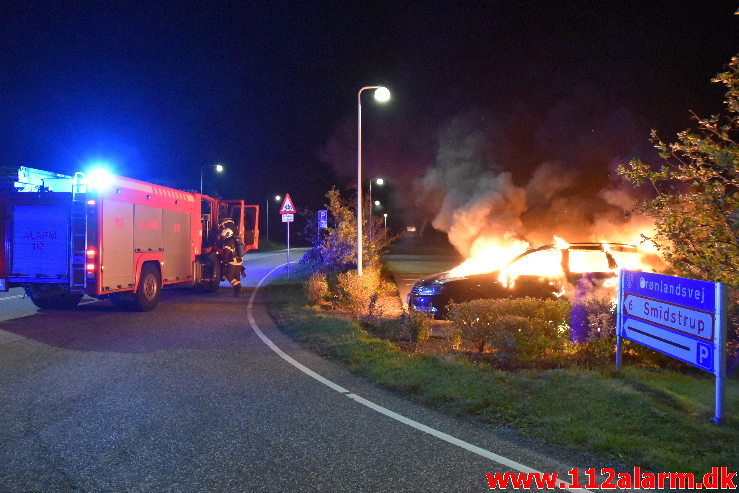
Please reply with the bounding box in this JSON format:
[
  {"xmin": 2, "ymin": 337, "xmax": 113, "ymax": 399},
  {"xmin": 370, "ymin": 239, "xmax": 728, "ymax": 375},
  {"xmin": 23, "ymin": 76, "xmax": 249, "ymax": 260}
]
[{"xmin": 0, "ymin": 166, "xmax": 259, "ymax": 311}]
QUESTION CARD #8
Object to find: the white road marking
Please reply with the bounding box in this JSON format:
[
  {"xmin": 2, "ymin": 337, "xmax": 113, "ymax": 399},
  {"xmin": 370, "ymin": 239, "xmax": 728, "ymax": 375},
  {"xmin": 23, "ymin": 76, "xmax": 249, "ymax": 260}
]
[
  {"xmin": 0, "ymin": 295, "xmax": 24, "ymax": 302},
  {"xmin": 247, "ymin": 263, "xmax": 590, "ymax": 492}
]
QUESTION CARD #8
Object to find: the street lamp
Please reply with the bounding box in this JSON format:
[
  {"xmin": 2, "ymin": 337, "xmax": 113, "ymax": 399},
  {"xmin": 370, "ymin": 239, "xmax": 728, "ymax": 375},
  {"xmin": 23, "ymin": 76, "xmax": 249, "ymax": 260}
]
[
  {"xmin": 200, "ymin": 163, "xmax": 224, "ymax": 194},
  {"xmin": 357, "ymin": 86, "xmax": 390, "ymax": 275},
  {"xmin": 266, "ymin": 195, "xmax": 281, "ymax": 242}
]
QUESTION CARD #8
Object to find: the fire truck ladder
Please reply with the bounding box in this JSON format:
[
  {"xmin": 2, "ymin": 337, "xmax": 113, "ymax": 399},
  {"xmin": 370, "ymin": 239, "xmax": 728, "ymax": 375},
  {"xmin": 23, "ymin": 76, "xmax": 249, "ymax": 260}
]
[{"xmin": 69, "ymin": 173, "xmax": 87, "ymax": 292}]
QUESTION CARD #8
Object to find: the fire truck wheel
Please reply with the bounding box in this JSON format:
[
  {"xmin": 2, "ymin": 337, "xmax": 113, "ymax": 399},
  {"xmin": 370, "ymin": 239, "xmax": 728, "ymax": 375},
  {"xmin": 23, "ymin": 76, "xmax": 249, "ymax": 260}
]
[{"xmin": 133, "ymin": 263, "xmax": 161, "ymax": 312}]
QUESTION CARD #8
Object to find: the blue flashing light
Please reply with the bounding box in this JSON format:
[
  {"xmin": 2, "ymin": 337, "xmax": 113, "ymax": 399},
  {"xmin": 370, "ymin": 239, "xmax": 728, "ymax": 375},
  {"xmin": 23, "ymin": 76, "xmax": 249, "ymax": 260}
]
[{"xmin": 86, "ymin": 167, "xmax": 114, "ymax": 191}]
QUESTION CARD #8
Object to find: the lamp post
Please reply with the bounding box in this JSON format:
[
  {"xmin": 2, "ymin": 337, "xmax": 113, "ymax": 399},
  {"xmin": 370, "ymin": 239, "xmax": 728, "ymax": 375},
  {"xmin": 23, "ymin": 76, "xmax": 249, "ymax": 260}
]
[
  {"xmin": 266, "ymin": 195, "xmax": 281, "ymax": 242},
  {"xmin": 200, "ymin": 163, "xmax": 224, "ymax": 194},
  {"xmin": 357, "ymin": 86, "xmax": 390, "ymax": 275},
  {"xmin": 383, "ymin": 213, "xmax": 388, "ymax": 238}
]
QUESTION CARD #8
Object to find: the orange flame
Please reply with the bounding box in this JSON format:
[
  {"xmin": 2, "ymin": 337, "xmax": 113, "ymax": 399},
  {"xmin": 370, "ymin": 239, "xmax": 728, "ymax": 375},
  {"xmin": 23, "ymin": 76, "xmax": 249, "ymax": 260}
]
[{"xmin": 448, "ymin": 231, "xmax": 663, "ymax": 299}]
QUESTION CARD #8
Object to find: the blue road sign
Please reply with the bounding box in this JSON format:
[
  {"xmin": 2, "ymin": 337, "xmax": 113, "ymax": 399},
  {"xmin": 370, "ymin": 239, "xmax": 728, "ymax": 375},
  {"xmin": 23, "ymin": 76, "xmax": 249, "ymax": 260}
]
[
  {"xmin": 617, "ymin": 269, "xmax": 727, "ymax": 424},
  {"xmin": 318, "ymin": 209, "xmax": 328, "ymax": 229},
  {"xmin": 621, "ymin": 316, "xmax": 714, "ymax": 372},
  {"xmin": 621, "ymin": 270, "xmax": 715, "ymax": 312}
]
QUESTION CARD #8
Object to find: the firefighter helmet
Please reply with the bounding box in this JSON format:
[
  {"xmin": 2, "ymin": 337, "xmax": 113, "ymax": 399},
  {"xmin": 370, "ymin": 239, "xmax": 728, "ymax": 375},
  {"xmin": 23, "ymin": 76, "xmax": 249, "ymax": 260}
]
[{"xmin": 219, "ymin": 217, "xmax": 235, "ymax": 229}]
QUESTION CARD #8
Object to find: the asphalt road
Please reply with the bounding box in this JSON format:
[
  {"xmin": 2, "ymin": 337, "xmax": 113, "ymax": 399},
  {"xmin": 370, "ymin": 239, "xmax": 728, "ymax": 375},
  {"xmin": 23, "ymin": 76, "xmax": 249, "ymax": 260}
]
[
  {"xmin": 383, "ymin": 254, "xmax": 461, "ymax": 309},
  {"xmin": 0, "ymin": 249, "xmax": 600, "ymax": 492}
]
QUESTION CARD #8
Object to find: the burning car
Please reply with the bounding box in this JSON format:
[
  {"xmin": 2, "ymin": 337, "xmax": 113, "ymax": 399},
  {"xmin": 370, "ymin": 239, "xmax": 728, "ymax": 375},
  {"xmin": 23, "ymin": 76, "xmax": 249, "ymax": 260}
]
[{"xmin": 407, "ymin": 242, "xmax": 644, "ymax": 319}]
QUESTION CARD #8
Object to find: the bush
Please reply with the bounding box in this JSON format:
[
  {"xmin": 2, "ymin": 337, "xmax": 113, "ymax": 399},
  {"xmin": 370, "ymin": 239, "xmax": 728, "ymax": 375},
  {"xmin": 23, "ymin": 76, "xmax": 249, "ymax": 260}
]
[
  {"xmin": 335, "ymin": 267, "xmax": 381, "ymax": 317},
  {"xmin": 570, "ymin": 298, "xmax": 617, "ymax": 366},
  {"xmin": 448, "ymin": 297, "xmax": 571, "ymax": 363},
  {"xmin": 304, "ymin": 272, "xmax": 329, "ymax": 305},
  {"xmin": 405, "ymin": 310, "xmax": 432, "ymax": 345}
]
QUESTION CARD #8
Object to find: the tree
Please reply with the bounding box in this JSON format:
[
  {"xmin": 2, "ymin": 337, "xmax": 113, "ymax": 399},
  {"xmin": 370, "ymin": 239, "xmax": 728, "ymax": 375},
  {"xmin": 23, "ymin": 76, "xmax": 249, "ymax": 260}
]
[
  {"xmin": 618, "ymin": 55, "xmax": 739, "ymax": 286},
  {"xmin": 300, "ymin": 188, "xmax": 396, "ymax": 272}
]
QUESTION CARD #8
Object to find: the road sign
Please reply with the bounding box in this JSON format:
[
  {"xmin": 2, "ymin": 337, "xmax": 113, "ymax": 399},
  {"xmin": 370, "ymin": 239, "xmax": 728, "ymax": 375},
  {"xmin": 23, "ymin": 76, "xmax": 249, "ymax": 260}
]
[
  {"xmin": 622, "ymin": 316, "xmax": 714, "ymax": 372},
  {"xmin": 318, "ymin": 210, "xmax": 328, "ymax": 229},
  {"xmin": 279, "ymin": 194, "xmax": 296, "ymax": 214},
  {"xmin": 282, "ymin": 213, "xmax": 294, "ymax": 223},
  {"xmin": 622, "ymin": 293, "xmax": 713, "ymax": 340},
  {"xmin": 617, "ymin": 270, "xmax": 727, "ymax": 424}
]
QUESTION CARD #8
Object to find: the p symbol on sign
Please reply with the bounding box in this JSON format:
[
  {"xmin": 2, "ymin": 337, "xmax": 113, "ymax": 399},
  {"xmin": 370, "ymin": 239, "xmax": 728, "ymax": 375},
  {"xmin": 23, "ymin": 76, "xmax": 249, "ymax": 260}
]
[{"xmin": 696, "ymin": 342, "xmax": 713, "ymax": 372}]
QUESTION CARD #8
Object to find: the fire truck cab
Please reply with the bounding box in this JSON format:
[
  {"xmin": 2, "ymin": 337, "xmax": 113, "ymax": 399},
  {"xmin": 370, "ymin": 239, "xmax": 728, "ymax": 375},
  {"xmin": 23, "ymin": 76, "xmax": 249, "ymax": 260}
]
[{"xmin": 0, "ymin": 167, "xmax": 259, "ymax": 311}]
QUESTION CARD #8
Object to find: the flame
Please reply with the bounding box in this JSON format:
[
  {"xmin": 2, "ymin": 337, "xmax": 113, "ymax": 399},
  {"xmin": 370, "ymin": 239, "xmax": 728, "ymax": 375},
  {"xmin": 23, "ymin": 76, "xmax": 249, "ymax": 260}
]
[
  {"xmin": 554, "ymin": 235, "xmax": 570, "ymax": 249},
  {"xmin": 448, "ymin": 237, "xmax": 529, "ymax": 277},
  {"xmin": 448, "ymin": 231, "xmax": 663, "ymax": 299}
]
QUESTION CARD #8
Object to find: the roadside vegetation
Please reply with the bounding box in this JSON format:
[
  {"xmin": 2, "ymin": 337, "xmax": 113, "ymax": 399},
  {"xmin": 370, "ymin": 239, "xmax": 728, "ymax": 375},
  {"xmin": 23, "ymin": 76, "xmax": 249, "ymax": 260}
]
[
  {"xmin": 266, "ymin": 274, "xmax": 738, "ymax": 475},
  {"xmin": 267, "ymin": 58, "xmax": 739, "ymax": 474}
]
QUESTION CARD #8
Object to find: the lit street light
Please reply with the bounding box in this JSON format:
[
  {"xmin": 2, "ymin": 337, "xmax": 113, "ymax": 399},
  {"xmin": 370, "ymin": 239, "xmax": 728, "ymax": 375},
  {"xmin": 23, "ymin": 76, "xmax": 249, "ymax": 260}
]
[
  {"xmin": 357, "ymin": 87, "xmax": 390, "ymax": 276},
  {"xmin": 200, "ymin": 163, "xmax": 224, "ymax": 194},
  {"xmin": 367, "ymin": 177, "xmax": 385, "ymax": 248}
]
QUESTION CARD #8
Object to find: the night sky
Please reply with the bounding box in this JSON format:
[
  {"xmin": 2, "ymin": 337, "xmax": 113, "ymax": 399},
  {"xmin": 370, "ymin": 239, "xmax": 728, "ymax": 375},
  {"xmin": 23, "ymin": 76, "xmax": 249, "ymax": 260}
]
[{"xmin": 1, "ymin": 2, "xmax": 737, "ymax": 236}]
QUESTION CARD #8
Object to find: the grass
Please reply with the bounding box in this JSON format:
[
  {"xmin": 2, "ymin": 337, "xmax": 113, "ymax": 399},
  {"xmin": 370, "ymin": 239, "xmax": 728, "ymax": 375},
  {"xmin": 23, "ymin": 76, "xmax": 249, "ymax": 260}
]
[{"xmin": 264, "ymin": 276, "xmax": 739, "ymax": 475}]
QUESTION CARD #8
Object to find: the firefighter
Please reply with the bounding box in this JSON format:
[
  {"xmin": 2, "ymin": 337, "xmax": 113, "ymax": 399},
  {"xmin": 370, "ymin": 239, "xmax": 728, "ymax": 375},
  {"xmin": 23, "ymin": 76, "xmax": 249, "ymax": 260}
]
[{"xmin": 216, "ymin": 218, "xmax": 245, "ymax": 297}]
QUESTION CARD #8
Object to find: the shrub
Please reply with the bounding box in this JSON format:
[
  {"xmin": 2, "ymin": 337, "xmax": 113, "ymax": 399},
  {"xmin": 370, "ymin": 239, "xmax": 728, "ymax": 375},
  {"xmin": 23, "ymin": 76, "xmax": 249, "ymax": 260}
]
[
  {"xmin": 304, "ymin": 272, "xmax": 329, "ymax": 305},
  {"xmin": 569, "ymin": 298, "xmax": 617, "ymax": 366},
  {"xmin": 448, "ymin": 297, "xmax": 571, "ymax": 363},
  {"xmin": 446, "ymin": 299, "xmax": 497, "ymax": 352},
  {"xmin": 405, "ymin": 310, "xmax": 432, "ymax": 345},
  {"xmin": 335, "ymin": 267, "xmax": 381, "ymax": 316}
]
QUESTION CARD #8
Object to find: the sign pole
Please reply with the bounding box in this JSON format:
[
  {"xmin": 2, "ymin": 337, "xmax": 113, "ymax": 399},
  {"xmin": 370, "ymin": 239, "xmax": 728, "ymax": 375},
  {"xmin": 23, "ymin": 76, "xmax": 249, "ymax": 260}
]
[
  {"xmin": 278, "ymin": 194, "xmax": 296, "ymax": 278},
  {"xmin": 615, "ymin": 270, "xmax": 623, "ymax": 371},
  {"xmin": 713, "ymin": 282, "xmax": 727, "ymax": 425}
]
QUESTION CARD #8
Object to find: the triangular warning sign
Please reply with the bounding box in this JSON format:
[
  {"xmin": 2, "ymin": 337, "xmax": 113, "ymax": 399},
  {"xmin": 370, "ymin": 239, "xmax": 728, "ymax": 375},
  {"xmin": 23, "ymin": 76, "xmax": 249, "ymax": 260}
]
[{"xmin": 279, "ymin": 194, "xmax": 296, "ymax": 214}]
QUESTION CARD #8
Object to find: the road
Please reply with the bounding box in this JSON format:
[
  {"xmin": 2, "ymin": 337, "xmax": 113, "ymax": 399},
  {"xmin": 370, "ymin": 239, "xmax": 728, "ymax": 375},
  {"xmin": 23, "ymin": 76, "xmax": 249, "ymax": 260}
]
[
  {"xmin": 383, "ymin": 254, "xmax": 461, "ymax": 309},
  {"xmin": 0, "ymin": 249, "xmax": 596, "ymax": 492}
]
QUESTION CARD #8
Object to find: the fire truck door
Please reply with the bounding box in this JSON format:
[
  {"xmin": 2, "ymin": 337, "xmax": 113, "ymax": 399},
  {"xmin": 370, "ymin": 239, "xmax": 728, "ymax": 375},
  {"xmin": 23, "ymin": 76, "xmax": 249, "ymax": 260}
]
[
  {"xmin": 162, "ymin": 209, "xmax": 191, "ymax": 282},
  {"xmin": 101, "ymin": 200, "xmax": 134, "ymax": 291},
  {"xmin": 242, "ymin": 205, "xmax": 259, "ymax": 251}
]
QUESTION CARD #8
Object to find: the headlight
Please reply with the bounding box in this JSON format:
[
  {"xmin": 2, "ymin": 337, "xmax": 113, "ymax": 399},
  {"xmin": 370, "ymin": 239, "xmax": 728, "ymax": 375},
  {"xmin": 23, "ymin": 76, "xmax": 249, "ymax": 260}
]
[{"xmin": 416, "ymin": 284, "xmax": 444, "ymax": 295}]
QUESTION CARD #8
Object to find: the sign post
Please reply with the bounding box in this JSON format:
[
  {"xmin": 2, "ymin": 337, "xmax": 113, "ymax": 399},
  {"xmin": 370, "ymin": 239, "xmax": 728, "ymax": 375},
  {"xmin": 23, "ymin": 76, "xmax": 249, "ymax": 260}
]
[
  {"xmin": 279, "ymin": 194, "xmax": 296, "ymax": 277},
  {"xmin": 617, "ymin": 270, "xmax": 727, "ymax": 424},
  {"xmin": 318, "ymin": 210, "xmax": 328, "ymax": 229}
]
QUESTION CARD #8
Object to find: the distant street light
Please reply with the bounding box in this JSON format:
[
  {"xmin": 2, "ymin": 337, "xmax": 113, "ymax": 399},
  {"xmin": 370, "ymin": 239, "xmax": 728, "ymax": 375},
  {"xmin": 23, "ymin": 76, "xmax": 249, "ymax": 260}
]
[
  {"xmin": 383, "ymin": 213, "xmax": 388, "ymax": 233},
  {"xmin": 200, "ymin": 163, "xmax": 224, "ymax": 194},
  {"xmin": 367, "ymin": 177, "xmax": 385, "ymax": 248},
  {"xmin": 265, "ymin": 195, "xmax": 282, "ymax": 242}
]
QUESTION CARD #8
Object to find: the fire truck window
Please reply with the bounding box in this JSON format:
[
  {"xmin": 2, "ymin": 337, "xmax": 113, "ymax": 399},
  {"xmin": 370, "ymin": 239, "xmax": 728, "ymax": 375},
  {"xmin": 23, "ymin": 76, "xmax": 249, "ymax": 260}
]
[{"xmin": 228, "ymin": 205, "xmax": 242, "ymax": 230}]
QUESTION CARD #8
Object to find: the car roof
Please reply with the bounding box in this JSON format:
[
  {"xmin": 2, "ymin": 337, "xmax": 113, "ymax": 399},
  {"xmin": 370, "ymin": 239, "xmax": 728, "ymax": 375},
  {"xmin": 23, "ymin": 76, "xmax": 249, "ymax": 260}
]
[{"xmin": 508, "ymin": 242, "xmax": 637, "ymax": 264}]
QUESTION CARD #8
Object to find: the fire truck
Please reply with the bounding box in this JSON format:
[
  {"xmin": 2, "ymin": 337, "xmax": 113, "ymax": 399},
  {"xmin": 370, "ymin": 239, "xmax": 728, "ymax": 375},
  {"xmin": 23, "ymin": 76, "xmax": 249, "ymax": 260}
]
[{"xmin": 0, "ymin": 166, "xmax": 259, "ymax": 311}]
